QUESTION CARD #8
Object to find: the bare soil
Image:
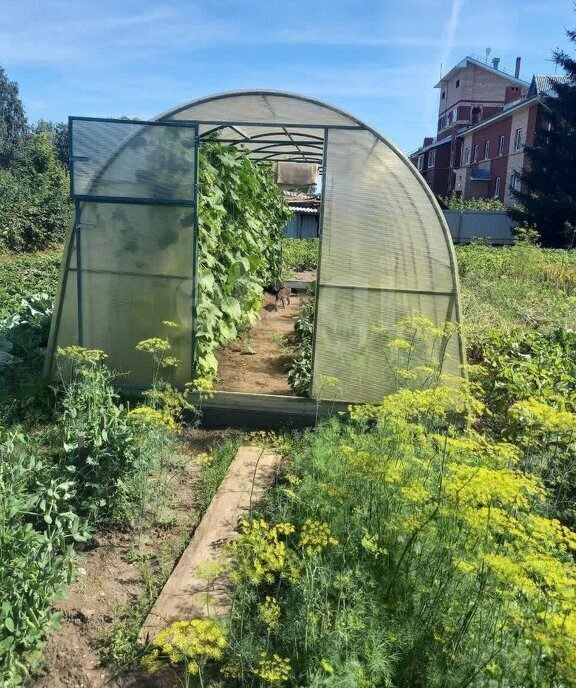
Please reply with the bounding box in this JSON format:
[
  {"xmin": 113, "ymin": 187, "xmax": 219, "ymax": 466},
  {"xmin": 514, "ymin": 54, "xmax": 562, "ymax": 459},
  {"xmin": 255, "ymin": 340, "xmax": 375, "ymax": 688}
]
[
  {"xmin": 214, "ymin": 292, "xmax": 299, "ymax": 395},
  {"xmin": 33, "ymin": 429, "xmax": 233, "ymax": 688}
]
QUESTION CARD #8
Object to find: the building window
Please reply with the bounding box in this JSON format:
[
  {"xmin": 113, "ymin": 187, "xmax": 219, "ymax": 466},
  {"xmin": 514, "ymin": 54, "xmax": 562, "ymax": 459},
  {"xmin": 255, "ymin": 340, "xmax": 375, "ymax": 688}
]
[
  {"xmin": 428, "ymin": 149, "xmax": 436, "ymax": 168},
  {"xmin": 510, "ymin": 173, "xmax": 521, "ymax": 192},
  {"xmin": 464, "ymin": 146, "xmax": 470, "ymax": 165},
  {"xmin": 456, "ymin": 79, "xmax": 460, "ymax": 87},
  {"xmin": 473, "ymin": 144, "xmax": 478, "ymax": 163},
  {"xmin": 484, "ymin": 140, "xmax": 490, "ymax": 159},
  {"xmin": 514, "ymin": 128, "xmax": 523, "ymax": 151},
  {"xmin": 498, "ymin": 134, "xmax": 505, "ymax": 156},
  {"xmin": 417, "ymin": 155, "xmax": 424, "ymax": 171},
  {"xmin": 494, "ymin": 177, "xmax": 501, "ymax": 198},
  {"xmin": 442, "ymin": 92, "xmax": 445, "ymax": 100},
  {"xmin": 452, "ymin": 107, "xmax": 458, "ymax": 123}
]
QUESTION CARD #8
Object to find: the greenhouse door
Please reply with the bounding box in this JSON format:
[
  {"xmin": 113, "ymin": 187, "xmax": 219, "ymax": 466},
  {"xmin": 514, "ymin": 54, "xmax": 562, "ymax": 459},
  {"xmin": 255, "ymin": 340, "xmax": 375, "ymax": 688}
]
[{"xmin": 53, "ymin": 116, "xmax": 201, "ymax": 387}]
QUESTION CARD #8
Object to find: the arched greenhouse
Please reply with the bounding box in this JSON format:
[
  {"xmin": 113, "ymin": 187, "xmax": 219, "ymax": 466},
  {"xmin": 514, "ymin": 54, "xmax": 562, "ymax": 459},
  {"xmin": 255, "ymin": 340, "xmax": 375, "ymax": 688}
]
[{"xmin": 45, "ymin": 90, "xmax": 465, "ymax": 412}]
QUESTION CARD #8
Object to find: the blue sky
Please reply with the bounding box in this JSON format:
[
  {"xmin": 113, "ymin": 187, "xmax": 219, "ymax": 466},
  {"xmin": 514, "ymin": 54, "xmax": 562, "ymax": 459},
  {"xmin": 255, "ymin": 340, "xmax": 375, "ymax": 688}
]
[{"xmin": 1, "ymin": 0, "xmax": 574, "ymax": 154}]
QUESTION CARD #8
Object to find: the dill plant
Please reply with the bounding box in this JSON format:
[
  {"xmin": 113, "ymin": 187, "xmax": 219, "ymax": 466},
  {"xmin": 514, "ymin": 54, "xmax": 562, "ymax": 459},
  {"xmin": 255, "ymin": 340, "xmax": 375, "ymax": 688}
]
[{"xmin": 219, "ymin": 387, "xmax": 576, "ymax": 687}]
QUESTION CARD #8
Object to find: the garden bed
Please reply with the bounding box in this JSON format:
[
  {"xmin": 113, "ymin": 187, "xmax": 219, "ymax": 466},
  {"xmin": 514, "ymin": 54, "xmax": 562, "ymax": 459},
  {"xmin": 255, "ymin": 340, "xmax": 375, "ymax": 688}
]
[
  {"xmin": 214, "ymin": 293, "xmax": 300, "ymax": 396},
  {"xmin": 33, "ymin": 429, "xmax": 234, "ymax": 688}
]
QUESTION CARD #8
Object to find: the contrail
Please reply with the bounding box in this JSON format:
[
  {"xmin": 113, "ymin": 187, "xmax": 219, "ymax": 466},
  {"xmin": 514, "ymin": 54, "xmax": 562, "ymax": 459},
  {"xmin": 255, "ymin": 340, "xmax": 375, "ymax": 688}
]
[{"xmin": 442, "ymin": 0, "xmax": 465, "ymax": 69}]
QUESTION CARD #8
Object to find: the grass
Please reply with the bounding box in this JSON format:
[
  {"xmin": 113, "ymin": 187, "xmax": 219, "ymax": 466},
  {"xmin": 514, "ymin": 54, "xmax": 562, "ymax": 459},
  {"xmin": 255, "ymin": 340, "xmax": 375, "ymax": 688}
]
[{"xmin": 456, "ymin": 243, "xmax": 576, "ymax": 347}]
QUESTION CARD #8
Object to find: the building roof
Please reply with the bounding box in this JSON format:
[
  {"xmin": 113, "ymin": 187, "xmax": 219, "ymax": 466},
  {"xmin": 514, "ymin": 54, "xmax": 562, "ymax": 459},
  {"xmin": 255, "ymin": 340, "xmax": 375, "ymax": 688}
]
[
  {"xmin": 458, "ymin": 95, "xmax": 538, "ymax": 138},
  {"xmin": 409, "ymin": 135, "xmax": 452, "ymax": 158},
  {"xmin": 435, "ymin": 56, "xmax": 529, "ymax": 89},
  {"xmin": 528, "ymin": 74, "xmax": 571, "ymax": 97},
  {"xmin": 284, "ymin": 193, "xmax": 321, "ymax": 209}
]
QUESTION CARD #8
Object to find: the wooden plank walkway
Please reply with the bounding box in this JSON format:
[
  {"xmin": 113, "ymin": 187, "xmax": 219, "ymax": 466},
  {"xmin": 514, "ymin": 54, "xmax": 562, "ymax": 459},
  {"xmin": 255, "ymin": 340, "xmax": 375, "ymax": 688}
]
[{"xmin": 138, "ymin": 445, "xmax": 281, "ymax": 643}]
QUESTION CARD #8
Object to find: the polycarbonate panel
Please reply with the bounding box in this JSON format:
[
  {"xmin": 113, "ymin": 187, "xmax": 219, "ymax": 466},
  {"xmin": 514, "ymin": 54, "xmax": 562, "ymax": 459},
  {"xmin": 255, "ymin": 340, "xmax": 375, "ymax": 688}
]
[
  {"xmin": 71, "ymin": 202, "xmax": 194, "ymax": 277},
  {"xmin": 80, "ymin": 271, "xmax": 193, "ymax": 386},
  {"xmin": 311, "ymin": 126, "xmax": 463, "ymax": 403},
  {"xmin": 54, "ymin": 201, "xmax": 194, "ymax": 385},
  {"xmin": 71, "ymin": 119, "xmax": 197, "ymax": 202},
  {"xmin": 320, "ymin": 129, "xmax": 455, "ymax": 293},
  {"xmin": 169, "ymin": 93, "xmax": 355, "ymax": 127},
  {"xmin": 311, "ymin": 288, "xmax": 461, "ymax": 404}
]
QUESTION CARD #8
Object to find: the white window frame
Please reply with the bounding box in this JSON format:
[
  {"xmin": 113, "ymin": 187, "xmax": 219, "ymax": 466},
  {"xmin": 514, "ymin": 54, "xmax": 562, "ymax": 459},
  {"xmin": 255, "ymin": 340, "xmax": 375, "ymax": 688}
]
[
  {"xmin": 428, "ymin": 149, "xmax": 436, "ymax": 168},
  {"xmin": 514, "ymin": 128, "xmax": 523, "ymax": 151},
  {"xmin": 484, "ymin": 140, "xmax": 490, "ymax": 160},
  {"xmin": 464, "ymin": 146, "xmax": 470, "ymax": 165},
  {"xmin": 498, "ymin": 134, "xmax": 505, "ymax": 156},
  {"xmin": 494, "ymin": 177, "xmax": 501, "ymax": 198},
  {"xmin": 417, "ymin": 154, "xmax": 424, "ymax": 171},
  {"xmin": 510, "ymin": 173, "xmax": 521, "ymax": 192},
  {"xmin": 473, "ymin": 144, "xmax": 478, "ymax": 163}
]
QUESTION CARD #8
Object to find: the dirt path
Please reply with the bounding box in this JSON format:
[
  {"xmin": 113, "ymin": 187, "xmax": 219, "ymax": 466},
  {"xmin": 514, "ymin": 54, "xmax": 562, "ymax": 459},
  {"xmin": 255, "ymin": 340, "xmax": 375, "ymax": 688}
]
[
  {"xmin": 214, "ymin": 292, "xmax": 299, "ymax": 395},
  {"xmin": 33, "ymin": 429, "xmax": 230, "ymax": 688}
]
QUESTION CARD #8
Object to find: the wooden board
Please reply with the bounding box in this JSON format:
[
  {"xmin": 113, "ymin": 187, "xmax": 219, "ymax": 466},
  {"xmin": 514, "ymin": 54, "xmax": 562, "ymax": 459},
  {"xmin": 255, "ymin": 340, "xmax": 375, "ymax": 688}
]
[{"xmin": 138, "ymin": 445, "xmax": 281, "ymax": 643}]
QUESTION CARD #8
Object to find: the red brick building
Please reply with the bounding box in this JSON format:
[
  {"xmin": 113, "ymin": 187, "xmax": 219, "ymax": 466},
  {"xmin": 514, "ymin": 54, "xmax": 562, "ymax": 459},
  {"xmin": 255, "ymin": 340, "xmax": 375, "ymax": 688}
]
[{"xmin": 408, "ymin": 56, "xmax": 567, "ymax": 205}]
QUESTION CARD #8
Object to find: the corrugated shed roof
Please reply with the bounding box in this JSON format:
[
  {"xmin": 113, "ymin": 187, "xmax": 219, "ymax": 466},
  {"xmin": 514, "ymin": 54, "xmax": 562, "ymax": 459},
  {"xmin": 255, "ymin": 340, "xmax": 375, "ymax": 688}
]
[
  {"xmin": 290, "ymin": 206, "xmax": 319, "ymax": 214},
  {"xmin": 528, "ymin": 74, "xmax": 571, "ymax": 97}
]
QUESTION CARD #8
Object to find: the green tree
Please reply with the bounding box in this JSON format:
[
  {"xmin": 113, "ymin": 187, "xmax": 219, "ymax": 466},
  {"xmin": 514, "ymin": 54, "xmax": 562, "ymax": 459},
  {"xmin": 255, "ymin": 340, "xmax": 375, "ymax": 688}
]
[
  {"xmin": 509, "ymin": 26, "xmax": 576, "ymax": 247},
  {"xmin": 0, "ymin": 65, "xmax": 27, "ymax": 169},
  {"xmin": 32, "ymin": 119, "xmax": 69, "ymax": 169},
  {"xmin": 0, "ymin": 132, "xmax": 72, "ymax": 252}
]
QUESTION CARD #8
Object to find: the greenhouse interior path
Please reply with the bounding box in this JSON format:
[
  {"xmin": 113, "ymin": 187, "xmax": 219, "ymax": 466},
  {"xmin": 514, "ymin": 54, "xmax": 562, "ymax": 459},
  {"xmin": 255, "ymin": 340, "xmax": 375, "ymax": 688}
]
[
  {"xmin": 214, "ymin": 292, "xmax": 300, "ymax": 395},
  {"xmin": 138, "ymin": 445, "xmax": 281, "ymax": 643}
]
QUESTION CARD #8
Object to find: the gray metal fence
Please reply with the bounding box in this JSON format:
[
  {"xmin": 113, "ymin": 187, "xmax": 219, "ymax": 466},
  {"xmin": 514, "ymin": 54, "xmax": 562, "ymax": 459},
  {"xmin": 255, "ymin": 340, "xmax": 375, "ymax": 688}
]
[{"xmin": 443, "ymin": 210, "xmax": 516, "ymax": 245}]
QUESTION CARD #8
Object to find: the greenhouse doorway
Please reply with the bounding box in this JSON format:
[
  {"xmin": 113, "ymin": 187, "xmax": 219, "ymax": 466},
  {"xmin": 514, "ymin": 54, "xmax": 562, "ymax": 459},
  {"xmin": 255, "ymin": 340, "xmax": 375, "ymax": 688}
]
[
  {"xmin": 193, "ymin": 120, "xmax": 326, "ymax": 399},
  {"xmin": 46, "ymin": 91, "xmax": 465, "ymax": 419}
]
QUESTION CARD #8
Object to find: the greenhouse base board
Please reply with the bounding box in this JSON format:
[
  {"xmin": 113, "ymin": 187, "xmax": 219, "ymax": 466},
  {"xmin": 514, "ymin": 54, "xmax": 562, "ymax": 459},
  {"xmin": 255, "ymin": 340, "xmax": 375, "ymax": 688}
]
[{"xmin": 190, "ymin": 391, "xmax": 349, "ymax": 429}]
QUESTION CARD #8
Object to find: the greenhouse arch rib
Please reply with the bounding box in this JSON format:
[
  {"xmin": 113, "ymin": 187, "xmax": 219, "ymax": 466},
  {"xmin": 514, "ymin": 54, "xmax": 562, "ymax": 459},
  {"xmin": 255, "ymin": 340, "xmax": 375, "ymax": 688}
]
[{"xmin": 45, "ymin": 89, "xmax": 465, "ymax": 406}]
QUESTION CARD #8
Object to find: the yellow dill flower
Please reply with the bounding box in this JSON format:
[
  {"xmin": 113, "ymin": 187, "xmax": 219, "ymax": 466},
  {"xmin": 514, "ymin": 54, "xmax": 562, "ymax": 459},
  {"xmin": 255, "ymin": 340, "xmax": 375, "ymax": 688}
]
[
  {"xmin": 162, "ymin": 320, "xmax": 181, "ymax": 328},
  {"xmin": 127, "ymin": 406, "xmax": 175, "ymax": 430},
  {"xmin": 509, "ymin": 398, "xmax": 576, "ymax": 435},
  {"xmin": 57, "ymin": 345, "xmax": 108, "ymax": 364},
  {"xmin": 253, "ymin": 652, "xmax": 291, "ymax": 683},
  {"xmin": 135, "ymin": 337, "xmax": 171, "ymax": 354},
  {"xmin": 230, "ymin": 519, "xmax": 299, "ymax": 584},
  {"xmin": 259, "ymin": 596, "xmax": 281, "ymax": 629},
  {"xmin": 148, "ymin": 619, "xmax": 226, "ymax": 675},
  {"xmin": 299, "ymin": 519, "xmax": 338, "ymax": 555}
]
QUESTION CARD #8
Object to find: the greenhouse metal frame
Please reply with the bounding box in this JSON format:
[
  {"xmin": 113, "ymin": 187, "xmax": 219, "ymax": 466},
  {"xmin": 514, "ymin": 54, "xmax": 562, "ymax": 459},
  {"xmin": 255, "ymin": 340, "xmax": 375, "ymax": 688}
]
[{"xmin": 46, "ymin": 90, "xmax": 465, "ymax": 409}]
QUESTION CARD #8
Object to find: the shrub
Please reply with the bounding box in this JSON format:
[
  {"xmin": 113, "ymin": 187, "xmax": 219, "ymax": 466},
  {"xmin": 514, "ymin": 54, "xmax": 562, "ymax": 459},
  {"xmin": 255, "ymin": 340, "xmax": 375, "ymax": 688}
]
[
  {"xmin": 0, "ymin": 132, "xmax": 72, "ymax": 252},
  {"xmin": 0, "ymin": 430, "xmax": 88, "ymax": 686},
  {"xmin": 0, "ymin": 252, "xmax": 61, "ymax": 319},
  {"xmin": 282, "ymin": 239, "xmax": 319, "ymax": 272},
  {"xmin": 442, "ymin": 191, "xmax": 505, "ymax": 212}
]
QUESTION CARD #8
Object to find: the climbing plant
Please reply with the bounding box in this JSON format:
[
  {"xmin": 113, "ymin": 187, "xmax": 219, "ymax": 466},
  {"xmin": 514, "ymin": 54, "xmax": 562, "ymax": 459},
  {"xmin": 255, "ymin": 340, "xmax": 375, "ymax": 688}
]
[{"xmin": 195, "ymin": 142, "xmax": 291, "ymax": 380}]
